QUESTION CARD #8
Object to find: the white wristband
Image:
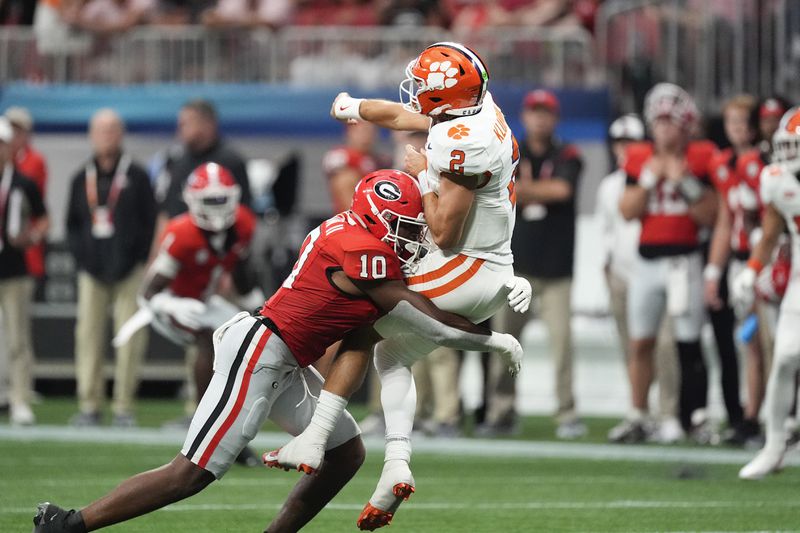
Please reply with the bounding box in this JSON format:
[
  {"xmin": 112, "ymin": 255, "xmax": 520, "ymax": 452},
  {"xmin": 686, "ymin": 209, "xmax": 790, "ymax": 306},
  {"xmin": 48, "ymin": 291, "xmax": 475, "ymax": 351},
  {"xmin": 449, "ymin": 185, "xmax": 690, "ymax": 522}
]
[
  {"xmin": 639, "ymin": 167, "xmax": 658, "ymax": 190},
  {"xmin": 703, "ymin": 264, "xmax": 722, "ymax": 282},
  {"xmin": 333, "ymin": 94, "xmax": 364, "ymax": 121},
  {"xmin": 416, "ymin": 170, "xmax": 432, "ymax": 196}
]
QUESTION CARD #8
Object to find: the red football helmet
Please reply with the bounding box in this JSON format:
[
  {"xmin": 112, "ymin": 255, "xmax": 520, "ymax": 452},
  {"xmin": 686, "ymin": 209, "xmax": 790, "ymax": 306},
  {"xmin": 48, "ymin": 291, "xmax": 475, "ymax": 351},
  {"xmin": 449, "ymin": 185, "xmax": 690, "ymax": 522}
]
[
  {"xmin": 183, "ymin": 162, "xmax": 241, "ymax": 232},
  {"xmin": 350, "ymin": 169, "xmax": 428, "ymax": 268},
  {"xmin": 399, "ymin": 42, "xmax": 489, "ymax": 117}
]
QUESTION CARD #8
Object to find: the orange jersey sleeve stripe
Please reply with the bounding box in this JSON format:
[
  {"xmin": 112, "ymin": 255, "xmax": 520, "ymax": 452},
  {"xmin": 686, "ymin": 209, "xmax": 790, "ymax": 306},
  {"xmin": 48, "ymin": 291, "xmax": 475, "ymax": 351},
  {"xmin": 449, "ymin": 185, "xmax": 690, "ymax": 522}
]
[
  {"xmin": 406, "ymin": 254, "xmax": 469, "ymax": 286},
  {"xmin": 418, "ymin": 258, "xmax": 485, "ymax": 299}
]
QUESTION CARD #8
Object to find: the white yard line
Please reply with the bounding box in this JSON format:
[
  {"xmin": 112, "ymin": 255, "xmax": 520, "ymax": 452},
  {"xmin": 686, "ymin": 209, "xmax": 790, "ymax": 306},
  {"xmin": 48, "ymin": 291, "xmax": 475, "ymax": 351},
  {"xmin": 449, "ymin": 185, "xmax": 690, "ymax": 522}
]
[{"xmin": 2, "ymin": 424, "xmax": 798, "ymax": 466}]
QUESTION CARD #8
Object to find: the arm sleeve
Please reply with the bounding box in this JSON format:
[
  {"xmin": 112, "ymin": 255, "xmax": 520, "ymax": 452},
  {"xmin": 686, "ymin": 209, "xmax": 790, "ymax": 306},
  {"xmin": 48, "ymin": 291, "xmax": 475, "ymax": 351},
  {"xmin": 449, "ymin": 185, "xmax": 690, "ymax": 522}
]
[
  {"xmin": 385, "ymin": 300, "xmax": 516, "ymax": 354},
  {"xmin": 22, "ymin": 178, "xmax": 46, "ymax": 218},
  {"xmin": 65, "ymin": 174, "xmax": 83, "ymax": 261}
]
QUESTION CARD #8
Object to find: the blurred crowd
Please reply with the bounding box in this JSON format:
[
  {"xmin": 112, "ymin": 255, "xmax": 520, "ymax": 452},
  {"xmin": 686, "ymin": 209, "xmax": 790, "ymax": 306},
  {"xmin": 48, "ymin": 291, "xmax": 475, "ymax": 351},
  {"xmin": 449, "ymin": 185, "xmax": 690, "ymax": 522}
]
[{"xmin": 3, "ymin": 0, "xmax": 599, "ymax": 32}]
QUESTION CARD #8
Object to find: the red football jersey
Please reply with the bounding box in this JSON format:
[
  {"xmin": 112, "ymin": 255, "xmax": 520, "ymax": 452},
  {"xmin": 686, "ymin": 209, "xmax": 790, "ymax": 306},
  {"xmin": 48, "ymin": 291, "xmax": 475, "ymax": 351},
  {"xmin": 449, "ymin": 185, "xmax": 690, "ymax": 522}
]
[
  {"xmin": 160, "ymin": 206, "xmax": 256, "ymax": 300},
  {"xmin": 736, "ymin": 149, "xmax": 768, "ymax": 215},
  {"xmin": 708, "ymin": 148, "xmax": 764, "ymax": 255},
  {"xmin": 625, "ymin": 140, "xmax": 716, "ymax": 256},
  {"xmin": 260, "ymin": 213, "xmax": 403, "ymax": 367}
]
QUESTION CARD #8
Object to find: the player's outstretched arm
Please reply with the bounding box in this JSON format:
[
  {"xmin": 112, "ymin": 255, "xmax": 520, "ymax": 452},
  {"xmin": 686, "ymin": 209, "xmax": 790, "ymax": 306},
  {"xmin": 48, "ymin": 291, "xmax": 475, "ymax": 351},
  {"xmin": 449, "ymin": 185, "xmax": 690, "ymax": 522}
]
[
  {"xmin": 331, "ymin": 92, "xmax": 430, "ymax": 132},
  {"xmin": 355, "ymin": 278, "xmax": 522, "ymax": 375}
]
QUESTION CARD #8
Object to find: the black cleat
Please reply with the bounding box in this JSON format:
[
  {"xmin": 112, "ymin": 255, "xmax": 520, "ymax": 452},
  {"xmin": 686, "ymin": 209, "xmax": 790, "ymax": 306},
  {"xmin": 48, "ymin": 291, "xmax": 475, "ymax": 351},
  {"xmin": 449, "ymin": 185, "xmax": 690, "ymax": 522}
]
[
  {"xmin": 32, "ymin": 502, "xmax": 85, "ymax": 533},
  {"xmin": 235, "ymin": 445, "xmax": 260, "ymax": 467}
]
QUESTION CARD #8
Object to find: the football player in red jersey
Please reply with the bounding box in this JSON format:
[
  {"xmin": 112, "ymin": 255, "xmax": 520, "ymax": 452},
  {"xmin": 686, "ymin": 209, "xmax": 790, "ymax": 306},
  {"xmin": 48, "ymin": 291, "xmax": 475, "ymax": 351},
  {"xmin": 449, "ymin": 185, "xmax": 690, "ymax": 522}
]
[
  {"xmin": 33, "ymin": 169, "xmax": 523, "ymax": 533},
  {"xmin": 112, "ymin": 162, "xmax": 260, "ymax": 466},
  {"xmin": 616, "ymin": 83, "xmax": 718, "ymax": 442},
  {"xmin": 704, "ymin": 95, "xmax": 765, "ymax": 445}
]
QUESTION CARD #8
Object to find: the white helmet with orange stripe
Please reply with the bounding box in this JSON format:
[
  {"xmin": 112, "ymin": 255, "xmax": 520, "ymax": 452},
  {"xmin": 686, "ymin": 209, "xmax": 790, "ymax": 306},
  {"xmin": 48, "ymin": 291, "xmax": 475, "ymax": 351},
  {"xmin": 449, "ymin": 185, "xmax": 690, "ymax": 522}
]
[
  {"xmin": 183, "ymin": 162, "xmax": 241, "ymax": 232},
  {"xmin": 772, "ymin": 107, "xmax": 800, "ymax": 174}
]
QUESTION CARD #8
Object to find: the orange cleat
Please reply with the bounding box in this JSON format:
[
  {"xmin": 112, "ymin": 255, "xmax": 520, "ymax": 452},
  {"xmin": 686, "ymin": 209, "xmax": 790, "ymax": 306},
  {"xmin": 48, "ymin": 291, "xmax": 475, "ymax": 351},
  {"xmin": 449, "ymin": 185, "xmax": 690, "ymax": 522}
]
[
  {"xmin": 356, "ymin": 483, "xmax": 415, "ymax": 530},
  {"xmin": 262, "ymin": 448, "xmax": 316, "ymax": 475}
]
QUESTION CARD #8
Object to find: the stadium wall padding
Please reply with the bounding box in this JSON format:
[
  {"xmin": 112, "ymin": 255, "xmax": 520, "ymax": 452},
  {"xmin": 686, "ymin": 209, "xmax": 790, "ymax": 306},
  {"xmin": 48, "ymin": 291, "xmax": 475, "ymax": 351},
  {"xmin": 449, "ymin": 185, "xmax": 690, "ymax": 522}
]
[{"xmin": 0, "ymin": 83, "xmax": 611, "ymax": 141}]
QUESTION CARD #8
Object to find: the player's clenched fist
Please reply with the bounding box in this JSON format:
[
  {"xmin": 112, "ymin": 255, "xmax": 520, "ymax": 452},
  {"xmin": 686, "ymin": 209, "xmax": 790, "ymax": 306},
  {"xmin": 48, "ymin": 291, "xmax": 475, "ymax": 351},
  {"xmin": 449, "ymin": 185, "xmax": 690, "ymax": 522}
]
[{"xmin": 331, "ymin": 92, "xmax": 364, "ymax": 122}]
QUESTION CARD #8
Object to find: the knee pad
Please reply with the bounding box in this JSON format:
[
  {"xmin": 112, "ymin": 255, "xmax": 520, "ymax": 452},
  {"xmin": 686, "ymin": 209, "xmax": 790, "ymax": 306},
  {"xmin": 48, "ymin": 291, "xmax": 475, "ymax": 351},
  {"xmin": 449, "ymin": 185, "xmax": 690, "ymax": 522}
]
[{"xmin": 374, "ymin": 334, "xmax": 435, "ymax": 373}]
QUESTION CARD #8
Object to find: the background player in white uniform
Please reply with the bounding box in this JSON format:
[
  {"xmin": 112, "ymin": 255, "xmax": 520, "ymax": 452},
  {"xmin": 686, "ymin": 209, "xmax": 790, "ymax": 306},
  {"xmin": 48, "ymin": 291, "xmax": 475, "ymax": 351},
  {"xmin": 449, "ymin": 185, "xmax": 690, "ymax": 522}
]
[
  {"xmin": 267, "ymin": 42, "xmax": 532, "ymax": 530},
  {"xmin": 734, "ymin": 107, "xmax": 800, "ymax": 480}
]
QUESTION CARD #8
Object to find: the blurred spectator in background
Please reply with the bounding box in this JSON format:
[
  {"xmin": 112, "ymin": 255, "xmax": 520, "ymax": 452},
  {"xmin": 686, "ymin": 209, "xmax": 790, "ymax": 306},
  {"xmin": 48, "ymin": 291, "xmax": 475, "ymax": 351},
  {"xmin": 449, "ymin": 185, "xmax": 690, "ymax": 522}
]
[
  {"xmin": 155, "ymin": 99, "xmax": 252, "ymax": 226},
  {"xmin": 202, "ymin": 0, "xmax": 293, "ymax": 28},
  {"xmin": 618, "ymin": 83, "xmax": 717, "ymax": 442},
  {"xmin": 77, "ymin": 0, "xmax": 156, "ymax": 34},
  {"xmin": 705, "ymin": 94, "xmax": 761, "ymax": 446},
  {"xmin": 67, "ymin": 108, "xmax": 156, "ymax": 427},
  {"xmin": 755, "ymin": 96, "xmax": 790, "ymax": 157},
  {"xmin": 484, "ymin": 89, "xmax": 585, "ymax": 439},
  {"xmin": 377, "ymin": 0, "xmax": 449, "ymax": 27},
  {"xmin": 598, "ymin": 114, "xmax": 682, "ymax": 443},
  {"xmin": 0, "ymin": 0, "xmax": 37, "ymax": 24},
  {"xmin": 0, "ymin": 117, "xmax": 49, "ymax": 426},
  {"xmin": 445, "ymin": 0, "xmax": 581, "ymax": 32},
  {"xmin": 292, "ymin": 0, "xmax": 378, "ymax": 26},
  {"xmin": 5, "ymin": 107, "xmax": 48, "ymax": 288},
  {"xmin": 33, "ymin": 0, "xmax": 90, "ymax": 56},
  {"xmin": 322, "ymin": 120, "xmax": 387, "ymax": 215}
]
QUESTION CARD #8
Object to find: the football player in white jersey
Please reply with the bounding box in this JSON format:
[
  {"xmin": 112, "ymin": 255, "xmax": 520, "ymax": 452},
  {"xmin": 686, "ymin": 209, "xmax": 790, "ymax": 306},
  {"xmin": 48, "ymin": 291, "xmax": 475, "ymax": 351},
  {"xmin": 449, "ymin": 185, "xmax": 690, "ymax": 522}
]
[
  {"xmin": 265, "ymin": 42, "xmax": 532, "ymax": 530},
  {"xmin": 734, "ymin": 107, "xmax": 800, "ymax": 479}
]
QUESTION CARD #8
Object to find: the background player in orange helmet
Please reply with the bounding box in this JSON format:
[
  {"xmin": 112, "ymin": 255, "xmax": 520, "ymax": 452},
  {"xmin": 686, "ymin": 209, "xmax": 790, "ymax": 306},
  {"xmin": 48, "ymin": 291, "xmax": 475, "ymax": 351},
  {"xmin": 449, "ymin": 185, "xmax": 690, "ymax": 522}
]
[
  {"xmin": 616, "ymin": 83, "xmax": 718, "ymax": 442},
  {"xmin": 273, "ymin": 41, "xmax": 532, "ymax": 530},
  {"xmin": 33, "ymin": 169, "xmax": 522, "ymax": 533}
]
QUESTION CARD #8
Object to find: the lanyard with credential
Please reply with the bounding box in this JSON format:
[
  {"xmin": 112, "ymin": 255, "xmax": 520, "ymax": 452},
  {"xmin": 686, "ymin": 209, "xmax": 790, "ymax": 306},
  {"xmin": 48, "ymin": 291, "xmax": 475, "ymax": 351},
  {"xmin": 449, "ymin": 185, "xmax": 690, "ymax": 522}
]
[
  {"xmin": 85, "ymin": 154, "xmax": 130, "ymax": 239},
  {"xmin": 85, "ymin": 154, "xmax": 130, "ymax": 212}
]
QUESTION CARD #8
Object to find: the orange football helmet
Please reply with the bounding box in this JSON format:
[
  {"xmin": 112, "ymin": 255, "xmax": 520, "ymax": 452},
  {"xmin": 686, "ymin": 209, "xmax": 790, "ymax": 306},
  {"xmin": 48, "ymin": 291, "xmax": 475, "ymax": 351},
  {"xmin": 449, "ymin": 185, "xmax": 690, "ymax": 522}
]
[
  {"xmin": 399, "ymin": 42, "xmax": 489, "ymax": 117},
  {"xmin": 772, "ymin": 107, "xmax": 800, "ymax": 174}
]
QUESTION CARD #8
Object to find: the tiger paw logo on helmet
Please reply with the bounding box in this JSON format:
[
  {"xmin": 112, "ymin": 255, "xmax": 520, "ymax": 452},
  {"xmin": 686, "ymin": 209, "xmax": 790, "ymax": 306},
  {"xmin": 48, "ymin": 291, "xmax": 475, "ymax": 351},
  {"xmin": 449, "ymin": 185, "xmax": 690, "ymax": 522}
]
[
  {"xmin": 426, "ymin": 61, "xmax": 459, "ymax": 90},
  {"xmin": 447, "ymin": 124, "xmax": 470, "ymax": 139}
]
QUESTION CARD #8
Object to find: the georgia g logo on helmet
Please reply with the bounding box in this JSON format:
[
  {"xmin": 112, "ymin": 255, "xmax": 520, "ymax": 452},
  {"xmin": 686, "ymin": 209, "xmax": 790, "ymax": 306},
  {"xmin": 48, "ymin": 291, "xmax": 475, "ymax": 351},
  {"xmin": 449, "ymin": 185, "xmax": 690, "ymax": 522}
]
[{"xmin": 374, "ymin": 180, "xmax": 402, "ymax": 202}]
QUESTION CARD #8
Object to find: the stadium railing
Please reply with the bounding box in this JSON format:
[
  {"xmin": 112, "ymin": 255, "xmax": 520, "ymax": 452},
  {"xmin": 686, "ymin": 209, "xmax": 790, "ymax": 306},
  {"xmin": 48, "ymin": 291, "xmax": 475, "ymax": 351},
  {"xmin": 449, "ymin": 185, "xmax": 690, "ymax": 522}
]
[
  {"xmin": 0, "ymin": 25, "xmax": 597, "ymax": 88},
  {"xmin": 597, "ymin": 0, "xmax": 790, "ymax": 112}
]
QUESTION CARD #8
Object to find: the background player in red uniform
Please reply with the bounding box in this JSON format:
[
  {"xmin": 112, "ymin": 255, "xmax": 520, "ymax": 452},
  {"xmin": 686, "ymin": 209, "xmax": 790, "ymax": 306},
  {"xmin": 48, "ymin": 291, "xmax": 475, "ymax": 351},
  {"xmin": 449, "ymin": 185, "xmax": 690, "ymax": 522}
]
[
  {"xmin": 33, "ymin": 169, "xmax": 522, "ymax": 533},
  {"xmin": 617, "ymin": 83, "xmax": 718, "ymax": 441},
  {"xmin": 113, "ymin": 162, "xmax": 259, "ymax": 464}
]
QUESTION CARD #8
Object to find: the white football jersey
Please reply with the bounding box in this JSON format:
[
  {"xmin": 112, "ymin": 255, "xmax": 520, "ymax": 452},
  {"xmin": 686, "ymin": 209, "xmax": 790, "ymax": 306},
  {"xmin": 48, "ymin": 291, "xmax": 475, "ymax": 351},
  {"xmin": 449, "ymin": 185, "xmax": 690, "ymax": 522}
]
[
  {"xmin": 426, "ymin": 92, "xmax": 518, "ymax": 265},
  {"xmin": 760, "ymin": 162, "xmax": 800, "ymax": 311}
]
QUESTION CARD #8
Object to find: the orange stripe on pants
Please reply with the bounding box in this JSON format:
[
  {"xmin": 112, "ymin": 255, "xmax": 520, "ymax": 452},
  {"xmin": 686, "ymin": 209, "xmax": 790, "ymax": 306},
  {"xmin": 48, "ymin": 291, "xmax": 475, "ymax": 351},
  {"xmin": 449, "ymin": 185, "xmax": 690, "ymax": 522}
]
[
  {"xmin": 406, "ymin": 254, "xmax": 469, "ymax": 286},
  {"xmin": 418, "ymin": 258, "xmax": 485, "ymax": 299}
]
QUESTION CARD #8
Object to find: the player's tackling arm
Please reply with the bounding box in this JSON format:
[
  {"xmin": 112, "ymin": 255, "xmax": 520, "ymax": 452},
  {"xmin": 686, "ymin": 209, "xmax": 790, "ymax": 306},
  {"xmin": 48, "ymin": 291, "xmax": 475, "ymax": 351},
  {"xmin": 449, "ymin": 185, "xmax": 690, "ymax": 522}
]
[
  {"xmin": 331, "ymin": 92, "xmax": 430, "ymax": 132},
  {"xmin": 353, "ymin": 277, "xmax": 522, "ymax": 371}
]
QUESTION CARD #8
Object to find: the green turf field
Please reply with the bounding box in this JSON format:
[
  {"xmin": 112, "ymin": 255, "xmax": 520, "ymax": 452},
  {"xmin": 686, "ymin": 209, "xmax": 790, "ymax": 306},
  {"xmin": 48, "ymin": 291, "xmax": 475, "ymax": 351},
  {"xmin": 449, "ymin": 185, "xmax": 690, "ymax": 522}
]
[{"xmin": 2, "ymin": 399, "xmax": 799, "ymax": 532}]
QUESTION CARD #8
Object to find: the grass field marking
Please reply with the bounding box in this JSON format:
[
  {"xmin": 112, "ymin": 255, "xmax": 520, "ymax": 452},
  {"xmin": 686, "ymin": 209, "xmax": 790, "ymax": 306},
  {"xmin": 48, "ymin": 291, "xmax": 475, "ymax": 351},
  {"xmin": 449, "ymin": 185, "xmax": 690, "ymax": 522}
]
[
  {"xmin": 4, "ymin": 500, "xmax": 798, "ymax": 515},
  {"xmin": 2, "ymin": 425, "xmax": 799, "ymax": 467}
]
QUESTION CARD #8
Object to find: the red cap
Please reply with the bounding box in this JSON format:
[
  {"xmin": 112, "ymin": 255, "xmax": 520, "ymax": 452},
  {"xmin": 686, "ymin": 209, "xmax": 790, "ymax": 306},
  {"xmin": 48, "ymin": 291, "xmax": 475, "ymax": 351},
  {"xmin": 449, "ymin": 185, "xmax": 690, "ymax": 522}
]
[
  {"xmin": 760, "ymin": 98, "xmax": 786, "ymax": 118},
  {"xmin": 523, "ymin": 89, "xmax": 559, "ymax": 114}
]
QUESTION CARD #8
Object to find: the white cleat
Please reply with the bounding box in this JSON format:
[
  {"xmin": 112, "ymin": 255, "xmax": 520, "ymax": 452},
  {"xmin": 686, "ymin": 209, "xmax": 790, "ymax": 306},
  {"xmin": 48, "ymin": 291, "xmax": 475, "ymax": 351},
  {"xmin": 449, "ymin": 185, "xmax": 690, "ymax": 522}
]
[
  {"xmin": 263, "ymin": 433, "xmax": 324, "ymax": 475},
  {"xmin": 739, "ymin": 447, "xmax": 785, "ymax": 480},
  {"xmin": 357, "ymin": 459, "xmax": 416, "ymax": 531}
]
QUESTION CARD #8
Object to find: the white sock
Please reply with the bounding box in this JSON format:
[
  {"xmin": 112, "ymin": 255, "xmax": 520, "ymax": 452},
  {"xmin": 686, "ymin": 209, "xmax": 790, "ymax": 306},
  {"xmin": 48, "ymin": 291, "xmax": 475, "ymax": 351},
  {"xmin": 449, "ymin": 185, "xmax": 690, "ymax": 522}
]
[
  {"xmin": 375, "ymin": 338, "xmax": 420, "ymax": 463},
  {"xmin": 764, "ymin": 354, "xmax": 800, "ymax": 452},
  {"xmin": 303, "ymin": 390, "xmax": 348, "ymax": 446}
]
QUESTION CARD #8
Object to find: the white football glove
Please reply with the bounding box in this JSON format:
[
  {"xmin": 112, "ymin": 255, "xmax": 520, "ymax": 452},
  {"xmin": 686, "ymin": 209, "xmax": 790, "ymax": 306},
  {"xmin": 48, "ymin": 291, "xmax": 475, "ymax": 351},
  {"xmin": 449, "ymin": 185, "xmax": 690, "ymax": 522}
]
[
  {"xmin": 495, "ymin": 332, "xmax": 523, "ymax": 377},
  {"xmin": 505, "ymin": 276, "xmax": 532, "ymax": 313},
  {"xmin": 149, "ymin": 293, "xmax": 207, "ymax": 331},
  {"xmin": 331, "ymin": 92, "xmax": 364, "ymax": 122},
  {"xmin": 730, "ymin": 267, "xmax": 757, "ymax": 318}
]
